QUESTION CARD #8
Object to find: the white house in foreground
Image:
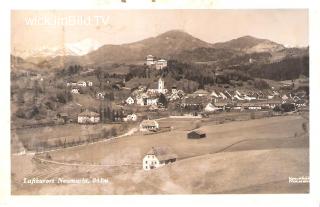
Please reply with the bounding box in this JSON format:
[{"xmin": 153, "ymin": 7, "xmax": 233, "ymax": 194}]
[
  {"xmin": 142, "ymin": 146, "xmax": 177, "ymax": 171},
  {"xmin": 139, "ymin": 119, "xmax": 159, "ymax": 132}
]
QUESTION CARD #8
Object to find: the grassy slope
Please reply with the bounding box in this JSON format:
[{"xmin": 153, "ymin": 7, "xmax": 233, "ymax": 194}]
[{"xmin": 11, "ymin": 115, "xmax": 309, "ymax": 194}]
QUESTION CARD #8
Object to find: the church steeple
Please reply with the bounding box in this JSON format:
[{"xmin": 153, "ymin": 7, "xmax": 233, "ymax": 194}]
[{"xmin": 158, "ymin": 77, "xmax": 164, "ymax": 91}]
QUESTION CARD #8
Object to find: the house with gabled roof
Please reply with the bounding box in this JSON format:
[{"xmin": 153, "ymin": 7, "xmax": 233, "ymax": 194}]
[
  {"xmin": 77, "ymin": 109, "xmax": 100, "ymax": 124},
  {"xmin": 139, "ymin": 119, "xmax": 159, "ymax": 132},
  {"xmin": 142, "ymin": 146, "xmax": 177, "ymax": 170}
]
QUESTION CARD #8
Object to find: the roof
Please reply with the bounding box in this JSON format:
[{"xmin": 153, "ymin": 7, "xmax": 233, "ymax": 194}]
[
  {"xmin": 193, "ymin": 89, "xmax": 209, "ymax": 95},
  {"xmin": 140, "ymin": 119, "xmax": 158, "ymax": 127},
  {"xmin": 78, "ymin": 109, "xmax": 99, "ymax": 117},
  {"xmin": 188, "ymin": 130, "xmax": 206, "ymax": 135},
  {"xmin": 182, "ymin": 96, "xmax": 209, "ymax": 105},
  {"xmin": 58, "ymin": 112, "xmax": 68, "ymax": 117},
  {"xmin": 146, "ymin": 146, "xmax": 177, "ymax": 161}
]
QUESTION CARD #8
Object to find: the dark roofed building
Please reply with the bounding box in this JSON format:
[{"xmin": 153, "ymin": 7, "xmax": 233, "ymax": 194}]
[{"xmin": 187, "ymin": 130, "xmax": 206, "ymax": 139}]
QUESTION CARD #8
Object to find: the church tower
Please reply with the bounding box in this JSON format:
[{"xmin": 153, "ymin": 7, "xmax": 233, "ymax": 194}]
[{"xmin": 158, "ymin": 77, "xmax": 164, "ymax": 92}]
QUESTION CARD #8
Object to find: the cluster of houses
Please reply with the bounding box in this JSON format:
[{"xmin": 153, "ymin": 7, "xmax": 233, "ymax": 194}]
[
  {"xmin": 67, "ymin": 80, "xmax": 93, "ymax": 94},
  {"xmin": 65, "ymin": 75, "xmax": 307, "ymax": 127},
  {"xmin": 146, "ymin": 55, "xmax": 168, "ymax": 70},
  {"xmin": 180, "ymin": 87, "xmax": 307, "ymax": 113},
  {"xmin": 122, "ymin": 76, "xmax": 307, "ymax": 115},
  {"xmin": 125, "ymin": 77, "xmax": 184, "ymax": 108}
]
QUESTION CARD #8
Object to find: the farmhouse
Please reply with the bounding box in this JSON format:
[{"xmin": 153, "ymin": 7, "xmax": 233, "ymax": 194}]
[
  {"xmin": 142, "ymin": 146, "xmax": 177, "ymax": 171},
  {"xmin": 77, "ymin": 110, "xmax": 100, "ymax": 124},
  {"xmin": 126, "ymin": 96, "xmax": 135, "ymax": 105},
  {"xmin": 187, "ymin": 130, "xmax": 206, "ymax": 139},
  {"xmin": 140, "ymin": 119, "xmax": 159, "ymax": 132}
]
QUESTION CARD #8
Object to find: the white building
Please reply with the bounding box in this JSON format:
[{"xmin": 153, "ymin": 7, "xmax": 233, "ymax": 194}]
[
  {"xmin": 210, "ymin": 90, "xmax": 220, "ymax": 98},
  {"xmin": 140, "ymin": 119, "xmax": 159, "ymax": 132},
  {"xmin": 147, "ymin": 78, "xmax": 168, "ymax": 94},
  {"xmin": 124, "ymin": 113, "xmax": 138, "ymax": 122},
  {"xmin": 77, "ymin": 110, "xmax": 100, "ymax": 124},
  {"xmin": 136, "ymin": 94, "xmax": 147, "ymax": 106},
  {"xmin": 142, "ymin": 147, "xmax": 177, "ymax": 171},
  {"xmin": 67, "ymin": 82, "xmax": 77, "ymax": 87},
  {"xmin": 146, "ymin": 55, "xmax": 155, "ymax": 66},
  {"xmin": 155, "ymin": 59, "xmax": 167, "ymax": 70},
  {"xmin": 126, "ymin": 96, "xmax": 135, "ymax": 105},
  {"xmin": 171, "ymin": 86, "xmax": 178, "ymax": 94},
  {"xmin": 77, "ymin": 81, "xmax": 87, "ymax": 87},
  {"xmin": 71, "ymin": 88, "xmax": 80, "ymax": 94},
  {"xmin": 96, "ymin": 92, "xmax": 105, "ymax": 100},
  {"xmin": 204, "ymin": 103, "xmax": 221, "ymax": 112},
  {"xmin": 146, "ymin": 97, "xmax": 158, "ymax": 106}
]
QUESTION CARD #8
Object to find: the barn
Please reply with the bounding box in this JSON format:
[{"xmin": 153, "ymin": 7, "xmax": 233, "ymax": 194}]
[{"xmin": 187, "ymin": 130, "xmax": 206, "ymax": 139}]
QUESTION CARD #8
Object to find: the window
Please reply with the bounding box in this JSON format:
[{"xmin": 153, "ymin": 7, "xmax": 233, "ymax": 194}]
[{"xmin": 145, "ymin": 161, "xmax": 147, "ymax": 164}]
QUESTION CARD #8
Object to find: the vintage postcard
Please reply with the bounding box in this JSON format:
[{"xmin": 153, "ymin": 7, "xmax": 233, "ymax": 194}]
[{"xmin": 10, "ymin": 9, "xmax": 309, "ymax": 195}]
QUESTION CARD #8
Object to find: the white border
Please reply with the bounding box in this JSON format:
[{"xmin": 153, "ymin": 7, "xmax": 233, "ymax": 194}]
[{"xmin": 1, "ymin": 0, "xmax": 319, "ymax": 207}]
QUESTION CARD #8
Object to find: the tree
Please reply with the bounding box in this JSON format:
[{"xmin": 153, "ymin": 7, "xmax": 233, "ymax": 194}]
[{"xmin": 158, "ymin": 93, "xmax": 168, "ymax": 107}]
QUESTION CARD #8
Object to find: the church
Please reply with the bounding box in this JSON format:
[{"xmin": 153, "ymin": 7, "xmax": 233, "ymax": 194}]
[{"xmin": 147, "ymin": 77, "xmax": 168, "ymax": 94}]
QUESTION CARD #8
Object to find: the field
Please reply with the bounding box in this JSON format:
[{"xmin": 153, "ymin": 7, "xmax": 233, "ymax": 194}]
[
  {"xmin": 11, "ymin": 123, "xmax": 124, "ymax": 153},
  {"xmin": 11, "ymin": 115, "xmax": 309, "ymax": 194}
]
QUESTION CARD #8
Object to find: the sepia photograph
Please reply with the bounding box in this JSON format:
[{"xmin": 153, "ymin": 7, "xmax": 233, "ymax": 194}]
[{"xmin": 10, "ymin": 9, "xmax": 309, "ymax": 195}]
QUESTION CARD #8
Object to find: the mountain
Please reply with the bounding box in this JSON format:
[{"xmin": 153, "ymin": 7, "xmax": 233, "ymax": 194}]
[
  {"xmin": 12, "ymin": 30, "xmax": 307, "ymax": 70},
  {"xmin": 85, "ymin": 30, "xmax": 213, "ymax": 65},
  {"xmin": 212, "ymin": 35, "xmax": 285, "ymax": 53},
  {"xmin": 17, "ymin": 38, "xmax": 102, "ymax": 61}
]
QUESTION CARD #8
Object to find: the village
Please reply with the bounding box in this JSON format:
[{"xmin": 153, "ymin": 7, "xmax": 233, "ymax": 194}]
[
  {"xmin": 10, "ymin": 12, "xmax": 309, "ymax": 193},
  {"xmin": 11, "ymin": 54, "xmax": 309, "ymax": 174}
]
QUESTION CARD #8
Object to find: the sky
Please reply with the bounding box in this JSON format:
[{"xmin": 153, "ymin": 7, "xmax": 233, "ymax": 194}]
[{"xmin": 11, "ymin": 10, "xmax": 308, "ymax": 54}]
